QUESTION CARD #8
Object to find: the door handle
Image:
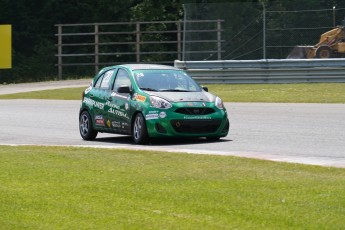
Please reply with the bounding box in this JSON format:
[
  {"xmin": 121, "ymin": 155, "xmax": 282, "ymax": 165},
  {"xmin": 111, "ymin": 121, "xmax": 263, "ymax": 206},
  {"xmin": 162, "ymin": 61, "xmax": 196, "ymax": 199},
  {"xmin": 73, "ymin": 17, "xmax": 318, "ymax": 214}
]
[
  {"xmin": 106, "ymin": 97, "xmax": 112, "ymax": 101},
  {"xmin": 90, "ymin": 94, "xmax": 94, "ymax": 98}
]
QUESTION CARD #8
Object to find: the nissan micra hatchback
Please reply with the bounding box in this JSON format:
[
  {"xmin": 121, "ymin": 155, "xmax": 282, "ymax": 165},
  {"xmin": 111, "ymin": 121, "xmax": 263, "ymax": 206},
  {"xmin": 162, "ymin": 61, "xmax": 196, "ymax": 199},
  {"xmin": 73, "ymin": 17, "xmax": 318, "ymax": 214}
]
[{"xmin": 79, "ymin": 64, "xmax": 229, "ymax": 144}]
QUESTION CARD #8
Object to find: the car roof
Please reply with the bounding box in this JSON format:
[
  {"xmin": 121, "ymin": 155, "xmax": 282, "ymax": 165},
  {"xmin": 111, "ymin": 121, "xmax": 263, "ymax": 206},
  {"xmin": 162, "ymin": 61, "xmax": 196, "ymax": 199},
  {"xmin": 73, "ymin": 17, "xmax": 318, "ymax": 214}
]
[
  {"xmin": 119, "ymin": 64, "xmax": 179, "ymax": 71},
  {"xmin": 97, "ymin": 64, "xmax": 180, "ymax": 77}
]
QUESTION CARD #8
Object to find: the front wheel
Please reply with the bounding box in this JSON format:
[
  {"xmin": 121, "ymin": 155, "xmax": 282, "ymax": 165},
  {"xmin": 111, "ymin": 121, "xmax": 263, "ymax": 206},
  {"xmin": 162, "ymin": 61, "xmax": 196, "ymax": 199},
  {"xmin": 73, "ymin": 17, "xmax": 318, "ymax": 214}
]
[
  {"xmin": 132, "ymin": 113, "xmax": 149, "ymax": 144},
  {"xmin": 316, "ymin": 45, "xmax": 332, "ymax": 58},
  {"xmin": 79, "ymin": 110, "xmax": 98, "ymax": 140}
]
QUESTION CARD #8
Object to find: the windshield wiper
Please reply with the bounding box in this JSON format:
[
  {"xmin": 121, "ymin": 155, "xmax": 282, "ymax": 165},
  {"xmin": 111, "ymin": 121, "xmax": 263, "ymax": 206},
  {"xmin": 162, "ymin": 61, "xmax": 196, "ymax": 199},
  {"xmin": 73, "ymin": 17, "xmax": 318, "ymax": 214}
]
[
  {"xmin": 139, "ymin": 87, "xmax": 159, "ymax": 91},
  {"xmin": 159, "ymin": 89, "xmax": 192, "ymax": 92}
]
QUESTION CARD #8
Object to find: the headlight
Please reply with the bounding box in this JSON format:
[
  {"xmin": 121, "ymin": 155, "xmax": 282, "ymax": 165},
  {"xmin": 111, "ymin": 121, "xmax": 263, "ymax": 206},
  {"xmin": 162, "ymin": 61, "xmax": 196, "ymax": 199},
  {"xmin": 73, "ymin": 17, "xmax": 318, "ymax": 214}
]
[
  {"xmin": 150, "ymin": 96, "xmax": 172, "ymax": 109},
  {"xmin": 215, "ymin": 96, "xmax": 224, "ymax": 109}
]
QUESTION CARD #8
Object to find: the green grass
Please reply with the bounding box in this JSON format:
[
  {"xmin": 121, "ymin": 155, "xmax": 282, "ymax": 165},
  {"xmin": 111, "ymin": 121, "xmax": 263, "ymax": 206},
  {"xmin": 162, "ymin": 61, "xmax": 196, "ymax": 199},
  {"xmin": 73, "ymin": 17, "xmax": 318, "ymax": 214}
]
[
  {"xmin": 205, "ymin": 83, "xmax": 345, "ymax": 103},
  {"xmin": 0, "ymin": 87, "xmax": 86, "ymax": 100},
  {"xmin": 0, "ymin": 83, "xmax": 345, "ymax": 103},
  {"xmin": 1, "ymin": 145, "xmax": 345, "ymax": 229}
]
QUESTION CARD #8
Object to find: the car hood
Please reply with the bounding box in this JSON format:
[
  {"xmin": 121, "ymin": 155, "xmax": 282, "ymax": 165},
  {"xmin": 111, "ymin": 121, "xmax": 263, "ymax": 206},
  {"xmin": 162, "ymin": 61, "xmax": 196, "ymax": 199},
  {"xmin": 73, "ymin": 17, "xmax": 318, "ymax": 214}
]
[{"xmin": 144, "ymin": 91, "xmax": 216, "ymax": 103}]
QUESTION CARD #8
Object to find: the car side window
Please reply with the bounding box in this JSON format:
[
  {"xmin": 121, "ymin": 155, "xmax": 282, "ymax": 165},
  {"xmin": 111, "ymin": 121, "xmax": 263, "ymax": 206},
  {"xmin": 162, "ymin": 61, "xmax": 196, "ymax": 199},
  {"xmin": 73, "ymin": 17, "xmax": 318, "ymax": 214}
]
[
  {"xmin": 100, "ymin": 70, "xmax": 115, "ymax": 89},
  {"xmin": 94, "ymin": 75, "xmax": 104, "ymax": 88},
  {"xmin": 94, "ymin": 70, "xmax": 116, "ymax": 89},
  {"xmin": 113, "ymin": 69, "xmax": 131, "ymax": 92}
]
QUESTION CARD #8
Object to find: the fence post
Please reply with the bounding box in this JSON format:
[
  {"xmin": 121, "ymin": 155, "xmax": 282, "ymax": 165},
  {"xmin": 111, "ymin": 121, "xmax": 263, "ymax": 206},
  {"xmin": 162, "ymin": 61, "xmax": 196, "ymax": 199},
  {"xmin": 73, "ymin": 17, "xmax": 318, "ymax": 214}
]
[
  {"xmin": 262, "ymin": 3, "xmax": 266, "ymax": 59},
  {"xmin": 182, "ymin": 4, "xmax": 187, "ymax": 61},
  {"xmin": 136, "ymin": 22, "xmax": 140, "ymax": 62},
  {"xmin": 333, "ymin": 6, "xmax": 336, "ymax": 28},
  {"xmin": 94, "ymin": 24, "xmax": 99, "ymax": 74},
  {"xmin": 177, "ymin": 21, "xmax": 182, "ymax": 61},
  {"xmin": 57, "ymin": 25, "xmax": 62, "ymax": 80},
  {"xmin": 217, "ymin": 20, "xmax": 222, "ymax": 60}
]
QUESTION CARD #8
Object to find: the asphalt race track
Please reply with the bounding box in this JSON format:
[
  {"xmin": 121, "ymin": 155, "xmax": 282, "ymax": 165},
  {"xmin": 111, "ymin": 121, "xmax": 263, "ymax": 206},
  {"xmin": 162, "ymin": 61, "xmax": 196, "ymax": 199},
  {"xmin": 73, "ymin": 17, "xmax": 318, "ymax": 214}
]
[{"xmin": 0, "ymin": 99, "xmax": 344, "ymax": 168}]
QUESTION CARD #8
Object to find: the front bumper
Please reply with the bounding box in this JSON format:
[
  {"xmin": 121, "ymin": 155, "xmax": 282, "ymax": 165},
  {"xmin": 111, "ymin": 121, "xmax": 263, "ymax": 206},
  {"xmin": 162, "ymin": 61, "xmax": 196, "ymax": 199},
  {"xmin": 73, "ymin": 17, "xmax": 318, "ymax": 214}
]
[{"xmin": 144, "ymin": 105, "xmax": 229, "ymax": 138}]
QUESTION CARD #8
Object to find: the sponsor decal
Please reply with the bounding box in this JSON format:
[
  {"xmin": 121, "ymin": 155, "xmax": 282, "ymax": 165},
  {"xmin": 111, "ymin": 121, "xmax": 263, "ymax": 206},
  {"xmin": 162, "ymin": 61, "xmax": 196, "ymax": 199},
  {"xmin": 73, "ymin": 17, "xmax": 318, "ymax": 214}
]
[
  {"xmin": 122, "ymin": 122, "xmax": 129, "ymax": 129},
  {"xmin": 159, "ymin": 111, "xmax": 167, "ymax": 118},
  {"xmin": 108, "ymin": 108, "xmax": 129, "ymax": 119},
  {"xmin": 134, "ymin": 93, "xmax": 146, "ymax": 102},
  {"xmin": 146, "ymin": 113, "xmax": 159, "ymax": 120},
  {"xmin": 135, "ymin": 72, "xmax": 145, "ymax": 77},
  {"xmin": 112, "ymin": 121, "xmax": 121, "ymax": 128},
  {"xmin": 111, "ymin": 121, "xmax": 129, "ymax": 129},
  {"xmin": 106, "ymin": 120, "xmax": 111, "ymax": 128},
  {"xmin": 111, "ymin": 91, "xmax": 128, "ymax": 99},
  {"xmin": 117, "ymin": 94, "xmax": 129, "ymax": 99},
  {"xmin": 186, "ymin": 102, "xmax": 194, "ymax": 107},
  {"xmin": 184, "ymin": 116, "xmax": 211, "ymax": 120},
  {"xmin": 106, "ymin": 100, "xmax": 120, "ymax": 110},
  {"xmin": 95, "ymin": 115, "xmax": 105, "ymax": 126},
  {"xmin": 83, "ymin": 97, "xmax": 104, "ymax": 110},
  {"xmin": 137, "ymin": 95, "xmax": 146, "ymax": 102},
  {"xmin": 183, "ymin": 102, "xmax": 206, "ymax": 107}
]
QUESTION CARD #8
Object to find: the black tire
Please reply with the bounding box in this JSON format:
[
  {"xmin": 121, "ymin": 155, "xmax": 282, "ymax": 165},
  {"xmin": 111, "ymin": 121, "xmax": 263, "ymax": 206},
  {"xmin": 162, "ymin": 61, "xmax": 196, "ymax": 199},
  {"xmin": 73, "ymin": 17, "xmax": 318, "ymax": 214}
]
[
  {"xmin": 79, "ymin": 110, "xmax": 98, "ymax": 140},
  {"xmin": 132, "ymin": 113, "xmax": 149, "ymax": 144},
  {"xmin": 316, "ymin": 45, "xmax": 332, "ymax": 58}
]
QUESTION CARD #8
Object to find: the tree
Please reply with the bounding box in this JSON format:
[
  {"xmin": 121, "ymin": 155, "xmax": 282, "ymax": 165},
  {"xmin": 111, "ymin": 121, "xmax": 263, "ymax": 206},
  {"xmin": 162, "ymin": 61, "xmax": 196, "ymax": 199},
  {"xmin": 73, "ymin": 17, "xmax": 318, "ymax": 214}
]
[{"xmin": 2, "ymin": 0, "xmax": 345, "ymax": 83}]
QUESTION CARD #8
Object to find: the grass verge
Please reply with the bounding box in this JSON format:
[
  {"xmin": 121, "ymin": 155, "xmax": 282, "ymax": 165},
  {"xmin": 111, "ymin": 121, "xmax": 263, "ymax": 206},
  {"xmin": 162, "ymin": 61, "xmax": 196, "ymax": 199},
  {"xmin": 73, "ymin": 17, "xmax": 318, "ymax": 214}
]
[
  {"xmin": 0, "ymin": 83, "xmax": 344, "ymax": 103},
  {"xmin": 0, "ymin": 87, "xmax": 86, "ymax": 100},
  {"xmin": 205, "ymin": 83, "xmax": 345, "ymax": 103},
  {"xmin": 1, "ymin": 145, "xmax": 345, "ymax": 229}
]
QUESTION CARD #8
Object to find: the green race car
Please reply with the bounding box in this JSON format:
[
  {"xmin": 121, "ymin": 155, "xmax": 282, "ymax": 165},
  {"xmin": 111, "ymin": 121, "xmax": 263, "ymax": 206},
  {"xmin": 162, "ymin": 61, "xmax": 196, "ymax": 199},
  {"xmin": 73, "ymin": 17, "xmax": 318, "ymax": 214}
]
[{"xmin": 79, "ymin": 64, "xmax": 229, "ymax": 144}]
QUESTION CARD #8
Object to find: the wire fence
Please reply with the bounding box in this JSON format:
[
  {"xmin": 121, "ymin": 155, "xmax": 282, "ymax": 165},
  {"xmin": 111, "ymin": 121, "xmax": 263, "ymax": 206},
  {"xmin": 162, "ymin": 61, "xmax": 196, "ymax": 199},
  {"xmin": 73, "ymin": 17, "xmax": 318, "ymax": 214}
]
[
  {"xmin": 54, "ymin": 1, "xmax": 345, "ymax": 79},
  {"xmin": 183, "ymin": 1, "xmax": 345, "ymax": 60}
]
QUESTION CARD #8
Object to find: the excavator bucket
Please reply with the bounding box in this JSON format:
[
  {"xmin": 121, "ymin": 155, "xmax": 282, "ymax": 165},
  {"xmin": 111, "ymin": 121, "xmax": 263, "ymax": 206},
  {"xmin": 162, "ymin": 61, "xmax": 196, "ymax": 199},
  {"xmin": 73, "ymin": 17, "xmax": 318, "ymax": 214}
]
[{"xmin": 287, "ymin": 46, "xmax": 313, "ymax": 59}]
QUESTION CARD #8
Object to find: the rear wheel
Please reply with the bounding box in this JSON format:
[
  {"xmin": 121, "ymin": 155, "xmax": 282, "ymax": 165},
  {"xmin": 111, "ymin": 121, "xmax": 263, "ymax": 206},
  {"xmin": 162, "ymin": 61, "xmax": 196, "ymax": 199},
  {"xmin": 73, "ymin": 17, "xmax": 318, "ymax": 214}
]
[
  {"xmin": 79, "ymin": 110, "xmax": 98, "ymax": 140},
  {"xmin": 132, "ymin": 113, "xmax": 149, "ymax": 144},
  {"xmin": 316, "ymin": 45, "xmax": 332, "ymax": 58}
]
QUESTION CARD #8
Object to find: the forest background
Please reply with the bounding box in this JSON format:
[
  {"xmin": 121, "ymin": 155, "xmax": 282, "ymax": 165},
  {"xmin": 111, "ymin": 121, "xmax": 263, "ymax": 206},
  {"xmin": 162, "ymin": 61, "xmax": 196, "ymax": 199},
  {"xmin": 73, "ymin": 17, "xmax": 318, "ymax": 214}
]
[{"xmin": 1, "ymin": 0, "xmax": 345, "ymax": 83}]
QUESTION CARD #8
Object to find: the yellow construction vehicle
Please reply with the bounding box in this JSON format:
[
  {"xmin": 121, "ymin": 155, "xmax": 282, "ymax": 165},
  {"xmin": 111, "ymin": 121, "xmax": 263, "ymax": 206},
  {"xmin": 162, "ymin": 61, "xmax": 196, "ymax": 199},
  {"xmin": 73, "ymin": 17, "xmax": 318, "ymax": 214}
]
[{"xmin": 287, "ymin": 25, "xmax": 345, "ymax": 59}]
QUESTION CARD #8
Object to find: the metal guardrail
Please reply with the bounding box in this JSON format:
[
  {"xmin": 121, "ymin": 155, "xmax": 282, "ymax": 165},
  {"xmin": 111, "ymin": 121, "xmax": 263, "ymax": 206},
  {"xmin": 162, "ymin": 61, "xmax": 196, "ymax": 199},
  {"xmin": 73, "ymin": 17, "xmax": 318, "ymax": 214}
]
[{"xmin": 174, "ymin": 59, "xmax": 345, "ymax": 83}]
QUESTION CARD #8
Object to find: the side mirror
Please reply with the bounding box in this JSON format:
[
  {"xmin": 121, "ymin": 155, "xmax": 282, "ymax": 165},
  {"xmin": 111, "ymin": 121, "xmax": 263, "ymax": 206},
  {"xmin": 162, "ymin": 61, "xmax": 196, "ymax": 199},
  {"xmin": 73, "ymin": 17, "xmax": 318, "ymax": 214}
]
[
  {"xmin": 202, "ymin": 86, "xmax": 208, "ymax": 92},
  {"xmin": 117, "ymin": 85, "xmax": 131, "ymax": 94}
]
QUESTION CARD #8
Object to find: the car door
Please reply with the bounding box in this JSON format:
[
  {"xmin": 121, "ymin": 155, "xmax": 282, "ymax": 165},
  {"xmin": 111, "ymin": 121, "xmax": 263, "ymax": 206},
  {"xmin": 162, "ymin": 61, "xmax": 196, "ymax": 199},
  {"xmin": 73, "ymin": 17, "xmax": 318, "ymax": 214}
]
[
  {"xmin": 104, "ymin": 68, "xmax": 132, "ymax": 134},
  {"xmin": 91, "ymin": 69, "xmax": 116, "ymax": 130}
]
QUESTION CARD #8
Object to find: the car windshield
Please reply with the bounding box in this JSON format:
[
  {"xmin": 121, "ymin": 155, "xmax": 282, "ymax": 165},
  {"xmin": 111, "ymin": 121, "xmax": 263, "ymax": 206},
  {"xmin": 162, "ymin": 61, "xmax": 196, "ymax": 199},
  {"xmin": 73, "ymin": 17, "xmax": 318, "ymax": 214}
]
[{"xmin": 133, "ymin": 69, "xmax": 202, "ymax": 92}]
